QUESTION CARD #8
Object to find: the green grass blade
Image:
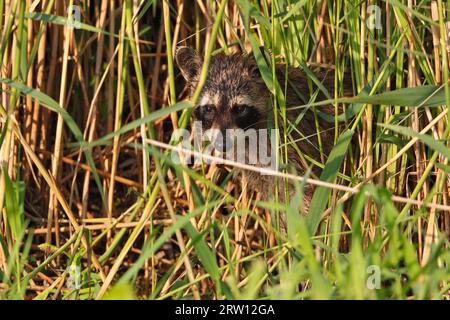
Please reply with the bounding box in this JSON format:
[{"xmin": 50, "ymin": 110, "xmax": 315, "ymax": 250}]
[
  {"xmin": 184, "ymin": 222, "xmax": 220, "ymax": 282},
  {"xmin": 306, "ymin": 129, "xmax": 354, "ymax": 235},
  {"xmin": 380, "ymin": 123, "xmax": 450, "ymax": 160}
]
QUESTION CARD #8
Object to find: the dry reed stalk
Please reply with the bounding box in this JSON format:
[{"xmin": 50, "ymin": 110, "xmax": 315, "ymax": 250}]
[
  {"xmin": 36, "ymin": 148, "xmax": 142, "ymax": 189},
  {"xmin": 23, "ymin": 0, "xmax": 33, "ymax": 160},
  {"xmin": 46, "ymin": 0, "xmax": 73, "ymax": 254},
  {"xmin": 132, "ymin": 0, "xmax": 149, "ymax": 203},
  {"xmin": 0, "ymin": 0, "xmax": 14, "ymax": 237},
  {"xmin": 80, "ymin": 0, "xmax": 109, "ymax": 232},
  {"xmin": 107, "ymin": 7, "xmax": 127, "ymax": 221}
]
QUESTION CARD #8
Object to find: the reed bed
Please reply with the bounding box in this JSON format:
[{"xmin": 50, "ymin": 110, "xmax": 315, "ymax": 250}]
[{"xmin": 0, "ymin": 0, "xmax": 449, "ymax": 299}]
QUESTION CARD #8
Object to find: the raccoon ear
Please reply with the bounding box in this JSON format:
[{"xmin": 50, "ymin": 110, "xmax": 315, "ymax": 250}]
[{"xmin": 175, "ymin": 47, "xmax": 202, "ymax": 84}]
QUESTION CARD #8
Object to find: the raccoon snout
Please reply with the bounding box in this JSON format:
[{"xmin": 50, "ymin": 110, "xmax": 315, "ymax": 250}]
[{"xmin": 212, "ymin": 129, "xmax": 234, "ymax": 153}]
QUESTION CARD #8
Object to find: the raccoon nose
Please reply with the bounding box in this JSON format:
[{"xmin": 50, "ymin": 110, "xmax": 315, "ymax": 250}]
[{"xmin": 213, "ymin": 129, "xmax": 234, "ymax": 152}]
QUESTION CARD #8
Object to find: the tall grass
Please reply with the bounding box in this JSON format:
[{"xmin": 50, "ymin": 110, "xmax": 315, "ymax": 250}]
[{"xmin": 0, "ymin": 0, "xmax": 449, "ymax": 300}]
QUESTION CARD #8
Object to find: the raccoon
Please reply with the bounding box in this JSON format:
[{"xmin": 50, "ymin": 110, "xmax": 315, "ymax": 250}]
[{"xmin": 175, "ymin": 46, "xmax": 350, "ymax": 213}]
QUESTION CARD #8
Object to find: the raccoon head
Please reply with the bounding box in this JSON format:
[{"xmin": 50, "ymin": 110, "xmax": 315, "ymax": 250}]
[{"xmin": 175, "ymin": 47, "xmax": 269, "ymax": 137}]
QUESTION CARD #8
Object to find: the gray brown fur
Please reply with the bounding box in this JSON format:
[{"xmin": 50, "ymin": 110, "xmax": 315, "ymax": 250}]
[{"xmin": 175, "ymin": 47, "xmax": 352, "ymax": 215}]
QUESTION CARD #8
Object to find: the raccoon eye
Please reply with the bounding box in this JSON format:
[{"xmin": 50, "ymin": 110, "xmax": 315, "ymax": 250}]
[
  {"xmin": 194, "ymin": 104, "xmax": 215, "ymax": 121},
  {"xmin": 232, "ymin": 104, "xmax": 250, "ymax": 115},
  {"xmin": 202, "ymin": 104, "xmax": 214, "ymax": 114}
]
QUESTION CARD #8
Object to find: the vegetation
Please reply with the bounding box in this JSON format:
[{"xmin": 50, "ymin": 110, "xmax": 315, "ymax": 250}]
[{"xmin": 0, "ymin": 0, "xmax": 449, "ymax": 300}]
